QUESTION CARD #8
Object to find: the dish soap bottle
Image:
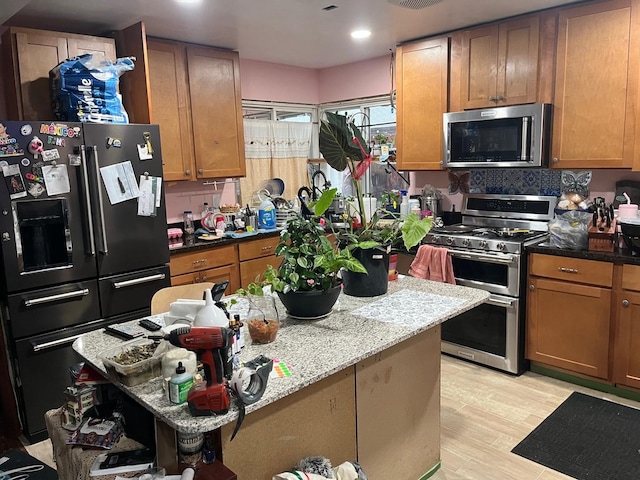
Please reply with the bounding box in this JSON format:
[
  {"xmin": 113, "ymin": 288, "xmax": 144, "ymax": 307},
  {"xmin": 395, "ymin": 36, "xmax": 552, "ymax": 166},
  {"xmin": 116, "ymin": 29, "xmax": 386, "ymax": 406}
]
[
  {"xmin": 258, "ymin": 196, "xmax": 277, "ymax": 230},
  {"xmin": 194, "ymin": 288, "xmax": 229, "ymax": 327},
  {"xmin": 169, "ymin": 361, "xmax": 194, "ymax": 405}
]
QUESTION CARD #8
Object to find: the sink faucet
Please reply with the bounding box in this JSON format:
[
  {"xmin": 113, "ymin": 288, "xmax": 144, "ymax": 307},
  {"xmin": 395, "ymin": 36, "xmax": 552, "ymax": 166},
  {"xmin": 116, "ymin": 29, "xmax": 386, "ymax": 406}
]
[{"xmin": 311, "ymin": 170, "xmax": 328, "ymax": 200}]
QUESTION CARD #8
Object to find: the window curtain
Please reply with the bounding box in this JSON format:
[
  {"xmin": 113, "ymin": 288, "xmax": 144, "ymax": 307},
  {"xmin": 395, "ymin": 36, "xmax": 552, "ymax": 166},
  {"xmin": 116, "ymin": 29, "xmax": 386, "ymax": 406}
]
[{"xmin": 240, "ymin": 119, "xmax": 312, "ymax": 206}]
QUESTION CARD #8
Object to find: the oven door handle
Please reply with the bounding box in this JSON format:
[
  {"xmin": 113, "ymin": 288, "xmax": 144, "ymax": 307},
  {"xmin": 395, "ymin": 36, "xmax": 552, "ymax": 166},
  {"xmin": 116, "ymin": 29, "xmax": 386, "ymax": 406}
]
[
  {"xmin": 31, "ymin": 333, "xmax": 85, "ymax": 352},
  {"xmin": 448, "ymin": 250, "xmax": 515, "ymax": 265},
  {"xmin": 24, "ymin": 289, "xmax": 90, "ymax": 307},
  {"xmin": 486, "ymin": 297, "xmax": 514, "ymax": 308}
]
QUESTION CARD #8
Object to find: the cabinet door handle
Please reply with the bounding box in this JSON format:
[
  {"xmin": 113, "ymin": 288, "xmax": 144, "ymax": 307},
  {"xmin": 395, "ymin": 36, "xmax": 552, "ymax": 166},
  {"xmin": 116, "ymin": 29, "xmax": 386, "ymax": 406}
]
[
  {"xmin": 186, "ymin": 169, "xmax": 191, "ymax": 176},
  {"xmin": 488, "ymin": 96, "xmax": 496, "ymax": 102},
  {"xmin": 529, "ymin": 284, "xmax": 535, "ymax": 291},
  {"xmin": 558, "ymin": 267, "xmax": 578, "ymax": 274},
  {"xmin": 261, "ymin": 245, "xmax": 273, "ymax": 252},
  {"xmin": 552, "ymin": 157, "xmax": 559, "ymax": 163},
  {"xmin": 195, "ymin": 277, "xmax": 201, "ymax": 283},
  {"xmin": 622, "ymin": 299, "xmax": 630, "ymax": 307},
  {"xmin": 201, "ymin": 275, "xmax": 207, "ymax": 281},
  {"xmin": 496, "ymin": 95, "xmax": 504, "ymax": 102},
  {"xmin": 198, "ymin": 168, "xmax": 203, "ymax": 174}
]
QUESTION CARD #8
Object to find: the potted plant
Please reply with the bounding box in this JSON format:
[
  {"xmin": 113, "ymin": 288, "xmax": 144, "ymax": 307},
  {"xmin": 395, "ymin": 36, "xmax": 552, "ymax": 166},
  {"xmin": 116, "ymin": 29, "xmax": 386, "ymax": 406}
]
[
  {"xmin": 237, "ymin": 193, "xmax": 366, "ymax": 318},
  {"xmin": 319, "ymin": 111, "xmax": 432, "ymax": 296}
]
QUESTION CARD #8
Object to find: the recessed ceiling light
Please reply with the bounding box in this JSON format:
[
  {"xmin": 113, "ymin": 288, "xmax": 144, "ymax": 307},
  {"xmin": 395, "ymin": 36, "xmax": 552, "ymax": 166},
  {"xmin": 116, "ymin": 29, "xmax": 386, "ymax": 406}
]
[
  {"xmin": 351, "ymin": 30, "xmax": 371, "ymax": 39},
  {"xmin": 174, "ymin": 0, "xmax": 201, "ymax": 4}
]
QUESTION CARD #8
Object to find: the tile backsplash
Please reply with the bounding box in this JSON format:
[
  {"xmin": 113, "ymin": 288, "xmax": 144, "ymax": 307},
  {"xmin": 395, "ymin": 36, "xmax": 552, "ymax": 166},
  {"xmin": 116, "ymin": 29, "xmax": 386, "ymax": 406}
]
[{"xmin": 470, "ymin": 168, "xmax": 563, "ymax": 196}]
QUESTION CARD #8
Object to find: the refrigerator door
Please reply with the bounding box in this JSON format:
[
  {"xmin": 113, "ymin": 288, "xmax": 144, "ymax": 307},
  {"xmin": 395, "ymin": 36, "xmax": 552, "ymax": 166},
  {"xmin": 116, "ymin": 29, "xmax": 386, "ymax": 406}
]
[
  {"xmin": 99, "ymin": 264, "xmax": 170, "ymax": 318},
  {"xmin": 0, "ymin": 121, "xmax": 98, "ymax": 292},
  {"xmin": 13, "ymin": 314, "xmax": 140, "ymax": 441},
  {"xmin": 7, "ymin": 279, "xmax": 101, "ymax": 338},
  {"xmin": 82, "ymin": 124, "xmax": 169, "ymax": 277}
]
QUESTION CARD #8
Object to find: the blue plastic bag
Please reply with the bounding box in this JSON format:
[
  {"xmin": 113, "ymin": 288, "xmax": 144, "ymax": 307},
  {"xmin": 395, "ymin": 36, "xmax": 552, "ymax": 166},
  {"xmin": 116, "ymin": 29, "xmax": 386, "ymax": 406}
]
[{"xmin": 50, "ymin": 53, "xmax": 134, "ymax": 124}]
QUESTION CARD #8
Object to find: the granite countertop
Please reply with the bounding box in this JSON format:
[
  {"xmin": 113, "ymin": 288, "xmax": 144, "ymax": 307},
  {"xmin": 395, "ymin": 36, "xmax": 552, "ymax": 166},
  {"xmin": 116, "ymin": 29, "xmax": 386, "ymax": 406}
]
[
  {"xmin": 528, "ymin": 243, "xmax": 640, "ymax": 265},
  {"xmin": 73, "ymin": 276, "xmax": 488, "ymax": 433}
]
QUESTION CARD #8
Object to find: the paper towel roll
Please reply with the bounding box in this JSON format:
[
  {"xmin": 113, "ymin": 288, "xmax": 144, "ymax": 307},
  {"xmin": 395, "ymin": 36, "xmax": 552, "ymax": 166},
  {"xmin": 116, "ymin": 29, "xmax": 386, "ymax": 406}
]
[{"xmin": 363, "ymin": 197, "xmax": 377, "ymax": 224}]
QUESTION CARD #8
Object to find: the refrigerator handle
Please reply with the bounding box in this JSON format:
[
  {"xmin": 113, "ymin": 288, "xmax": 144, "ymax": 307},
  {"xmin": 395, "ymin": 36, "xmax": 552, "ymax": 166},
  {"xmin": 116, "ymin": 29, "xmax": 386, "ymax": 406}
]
[
  {"xmin": 80, "ymin": 146, "xmax": 96, "ymax": 256},
  {"xmin": 113, "ymin": 273, "xmax": 166, "ymax": 289},
  {"xmin": 31, "ymin": 333, "xmax": 85, "ymax": 353},
  {"xmin": 93, "ymin": 146, "xmax": 109, "ymax": 254}
]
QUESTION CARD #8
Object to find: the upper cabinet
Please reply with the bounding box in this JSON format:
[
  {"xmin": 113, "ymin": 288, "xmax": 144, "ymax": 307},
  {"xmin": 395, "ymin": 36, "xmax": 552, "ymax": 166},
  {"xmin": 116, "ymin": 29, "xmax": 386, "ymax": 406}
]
[
  {"xmin": 131, "ymin": 36, "xmax": 246, "ymax": 181},
  {"xmin": 396, "ymin": 36, "xmax": 449, "ymax": 171},
  {"xmin": 1, "ymin": 27, "xmax": 116, "ymax": 120},
  {"xmin": 454, "ymin": 16, "xmax": 539, "ymax": 109},
  {"xmin": 551, "ymin": 0, "xmax": 640, "ymax": 170}
]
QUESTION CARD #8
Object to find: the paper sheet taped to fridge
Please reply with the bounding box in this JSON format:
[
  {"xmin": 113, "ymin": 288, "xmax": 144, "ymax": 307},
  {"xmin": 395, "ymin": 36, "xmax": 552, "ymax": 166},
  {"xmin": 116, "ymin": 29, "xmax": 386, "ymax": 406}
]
[{"xmin": 99, "ymin": 161, "xmax": 139, "ymax": 204}]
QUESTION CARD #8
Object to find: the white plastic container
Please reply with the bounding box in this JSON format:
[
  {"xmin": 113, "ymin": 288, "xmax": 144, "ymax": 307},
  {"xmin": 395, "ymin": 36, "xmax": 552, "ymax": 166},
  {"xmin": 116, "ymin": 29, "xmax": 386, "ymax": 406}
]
[
  {"xmin": 258, "ymin": 197, "xmax": 277, "ymax": 229},
  {"xmin": 161, "ymin": 347, "xmax": 197, "ymax": 379},
  {"xmin": 618, "ymin": 203, "xmax": 639, "ymax": 218}
]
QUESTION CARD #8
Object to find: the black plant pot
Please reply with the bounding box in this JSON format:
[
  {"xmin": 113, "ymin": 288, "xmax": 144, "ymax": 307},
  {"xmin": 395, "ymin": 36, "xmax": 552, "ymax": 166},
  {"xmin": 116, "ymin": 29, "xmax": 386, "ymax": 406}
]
[
  {"xmin": 342, "ymin": 247, "xmax": 389, "ymax": 297},
  {"xmin": 277, "ymin": 283, "xmax": 342, "ymax": 319}
]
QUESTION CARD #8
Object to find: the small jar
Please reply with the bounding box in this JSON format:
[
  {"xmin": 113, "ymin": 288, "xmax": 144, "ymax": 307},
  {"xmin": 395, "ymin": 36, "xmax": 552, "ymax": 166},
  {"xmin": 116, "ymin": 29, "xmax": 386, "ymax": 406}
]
[
  {"xmin": 246, "ymin": 295, "xmax": 279, "ymax": 344},
  {"xmin": 183, "ymin": 211, "xmax": 194, "ymax": 235}
]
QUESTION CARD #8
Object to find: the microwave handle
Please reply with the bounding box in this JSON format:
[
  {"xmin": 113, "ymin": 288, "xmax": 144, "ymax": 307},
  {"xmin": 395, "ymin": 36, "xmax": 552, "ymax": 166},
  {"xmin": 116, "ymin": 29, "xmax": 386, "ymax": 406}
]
[{"xmin": 521, "ymin": 116, "xmax": 530, "ymax": 161}]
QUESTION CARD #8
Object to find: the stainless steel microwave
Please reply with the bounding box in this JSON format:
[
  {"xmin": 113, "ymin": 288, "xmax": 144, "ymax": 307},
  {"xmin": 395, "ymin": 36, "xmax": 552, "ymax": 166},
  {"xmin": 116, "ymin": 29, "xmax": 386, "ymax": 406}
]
[{"xmin": 443, "ymin": 103, "xmax": 551, "ymax": 168}]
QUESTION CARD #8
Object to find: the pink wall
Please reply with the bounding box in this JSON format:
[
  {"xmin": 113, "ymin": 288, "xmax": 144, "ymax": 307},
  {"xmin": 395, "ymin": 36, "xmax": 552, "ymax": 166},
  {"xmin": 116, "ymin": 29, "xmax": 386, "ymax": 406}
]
[
  {"xmin": 319, "ymin": 56, "xmax": 392, "ymax": 103},
  {"xmin": 239, "ymin": 55, "xmax": 391, "ymax": 104},
  {"xmin": 165, "ymin": 180, "xmax": 238, "ymax": 225},
  {"xmin": 239, "ymin": 59, "xmax": 320, "ymax": 104}
]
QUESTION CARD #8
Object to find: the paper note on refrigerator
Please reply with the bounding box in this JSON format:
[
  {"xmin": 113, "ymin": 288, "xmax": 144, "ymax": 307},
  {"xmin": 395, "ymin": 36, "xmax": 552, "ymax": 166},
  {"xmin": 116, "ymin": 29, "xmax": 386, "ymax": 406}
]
[
  {"xmin": 99, "ymin": 161, "xmax": 140, "ymax": 205},
  {"xmin": 42, "ymin": 164, "xmax": 70, "ymax": 196},
  {"xmin": 137, "ymin": 175, "xmax": 161, "ymax": 217}
]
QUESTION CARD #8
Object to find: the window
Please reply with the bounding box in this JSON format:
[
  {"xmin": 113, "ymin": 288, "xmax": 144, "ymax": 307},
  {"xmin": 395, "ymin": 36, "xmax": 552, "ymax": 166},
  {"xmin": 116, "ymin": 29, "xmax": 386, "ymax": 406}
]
[{"xmin": 316, "ymin": 96, "xmax": 406, "ymax": 201}]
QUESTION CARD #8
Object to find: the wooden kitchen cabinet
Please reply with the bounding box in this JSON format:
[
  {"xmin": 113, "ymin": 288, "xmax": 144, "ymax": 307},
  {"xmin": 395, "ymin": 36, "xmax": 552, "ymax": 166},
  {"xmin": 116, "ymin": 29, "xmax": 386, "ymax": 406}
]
[
  {"xmin": 396, "ymin": 36, "xmax": 449, "ymax": 171},
  {"xmin": 552, "ymin": 0, "xmax": 640, "ymax": 169},
  {"xmin": 238, "ymin": 236, "xmax": 280, "ymax": 288},
  {"xmin": 452, "ymin": 14, "xmax": 552, "ymax": 110},
  {"xmin": 613, "ymin": 264, "xmax": 640, "ymax": 388},
  {"xmin": 526, "ymin": 254, "xmax": 613, "ymax": 379},
  {"xmin": 144, "ymin": 38, "xmax": 245, "ymax": 181},
  {"xmin": 169, "ymin": 244, "xmax": 240, "ymax": 292},
  {"xmin": 1, "ymin": 27, "xmax": 116, "ymax": 120}
]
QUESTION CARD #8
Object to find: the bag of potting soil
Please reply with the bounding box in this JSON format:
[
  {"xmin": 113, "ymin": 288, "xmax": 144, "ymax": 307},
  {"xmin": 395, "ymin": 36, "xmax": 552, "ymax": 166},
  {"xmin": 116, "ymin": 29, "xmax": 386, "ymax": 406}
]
[{"xmin": 50, "ymin": 53, "xmax": 135, "ymax": 123}]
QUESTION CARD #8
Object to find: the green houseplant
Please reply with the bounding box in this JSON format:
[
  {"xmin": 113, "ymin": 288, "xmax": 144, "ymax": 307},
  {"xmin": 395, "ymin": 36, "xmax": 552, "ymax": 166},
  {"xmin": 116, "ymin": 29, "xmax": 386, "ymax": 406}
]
[
  {"xmin": 319, "ymin": 111, "xmax": 432, "ymax": 296},
  {"xmin": 237, "ymin": 193, "xmax": 366, "ymax": 318}
]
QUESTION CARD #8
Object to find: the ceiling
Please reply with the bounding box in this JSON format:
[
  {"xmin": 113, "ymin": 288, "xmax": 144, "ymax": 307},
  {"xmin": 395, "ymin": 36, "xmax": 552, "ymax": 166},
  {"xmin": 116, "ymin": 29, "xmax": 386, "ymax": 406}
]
[{"xmin": 3, "ymin": 0, "xmax": 582, "ymax": 69}]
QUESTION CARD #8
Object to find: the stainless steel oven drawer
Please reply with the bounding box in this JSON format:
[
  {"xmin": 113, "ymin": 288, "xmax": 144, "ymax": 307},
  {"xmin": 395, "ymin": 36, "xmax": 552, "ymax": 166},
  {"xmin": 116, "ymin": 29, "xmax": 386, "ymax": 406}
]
[
  {"xmin": 99, "ymin": 265, "xmax": 170, "ymax": 318},
  {"xmin": 8, "ymin": 280, "xmax": 101, "ymax": 339}
]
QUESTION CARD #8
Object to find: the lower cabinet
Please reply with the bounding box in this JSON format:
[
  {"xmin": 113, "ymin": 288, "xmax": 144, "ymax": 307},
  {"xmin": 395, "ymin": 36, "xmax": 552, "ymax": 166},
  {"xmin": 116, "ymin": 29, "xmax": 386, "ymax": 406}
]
[
  {"xmin": 238, "ymin": 236, "xmax": 280, "ymax": 289},
  {"xmin": 169, "ymin": 244, "xmax": 240, "ymax": 293},
  {"xmin": 613, "ymin": 264, "xmax": 640, "ymax": 388},
  {"xmin": 527, "ymin": 254, "xmax": 640, "ymax": 390}
]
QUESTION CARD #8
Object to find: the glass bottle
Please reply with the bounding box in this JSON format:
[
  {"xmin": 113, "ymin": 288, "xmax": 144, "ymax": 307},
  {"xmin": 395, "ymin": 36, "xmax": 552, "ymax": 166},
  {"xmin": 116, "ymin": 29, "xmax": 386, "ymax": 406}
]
[
  {"xmin": 183, "ymin": 210, "xmax": 194, "ymax": 235},
  {"xmin": 246, "ymin": 295, "xmax": 279, "ymax": 344}
]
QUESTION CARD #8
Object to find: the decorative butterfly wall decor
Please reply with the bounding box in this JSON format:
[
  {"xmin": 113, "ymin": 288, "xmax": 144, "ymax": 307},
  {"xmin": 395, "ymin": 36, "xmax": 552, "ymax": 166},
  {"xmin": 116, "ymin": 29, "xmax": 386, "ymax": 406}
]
[
  {"xmin": 448, "ymin": 170, "xmax": 470, "ymax": 194},
  {"xmin": 561, "ymin": 170, "xmax": 592, "ymax": 198}
]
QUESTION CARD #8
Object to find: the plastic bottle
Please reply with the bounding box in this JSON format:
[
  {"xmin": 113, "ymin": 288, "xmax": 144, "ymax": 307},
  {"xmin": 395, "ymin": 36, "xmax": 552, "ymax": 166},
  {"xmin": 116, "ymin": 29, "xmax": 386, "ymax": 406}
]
[
  {"xmin": 169, "ymin": 361, "xmax": 194, "ymax": 405},
  {"xmin": 258, "ymin": 196, "xmax": 277, "ymax": 230},
  {"xmin": 201, "ymin": 202, "xmax": 210, "ymax": 220},
  {"xmin": 194, "ymin": 289, "xmax": 229, "ymax": 327},
  {"xmin": 183, "ymin": 211, "xmax": 194, "ymax": 235},
  {"xmin": 400, "ymin": 190, "xmax": 409, "ymax": 219}
]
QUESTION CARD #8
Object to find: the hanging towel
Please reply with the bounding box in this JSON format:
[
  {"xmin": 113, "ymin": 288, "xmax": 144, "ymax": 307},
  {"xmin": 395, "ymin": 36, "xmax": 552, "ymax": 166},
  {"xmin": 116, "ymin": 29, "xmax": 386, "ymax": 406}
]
[{"xmin": 408, "ymin": 244, "xmax": 456, "ymax": 285}]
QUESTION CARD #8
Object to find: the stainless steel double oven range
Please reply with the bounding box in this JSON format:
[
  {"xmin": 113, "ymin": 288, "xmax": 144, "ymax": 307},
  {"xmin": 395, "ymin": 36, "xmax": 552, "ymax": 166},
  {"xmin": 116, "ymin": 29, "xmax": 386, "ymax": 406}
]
[{"xmin": 424, "ymin": 194, "xmax": 555, "ymax": 374}]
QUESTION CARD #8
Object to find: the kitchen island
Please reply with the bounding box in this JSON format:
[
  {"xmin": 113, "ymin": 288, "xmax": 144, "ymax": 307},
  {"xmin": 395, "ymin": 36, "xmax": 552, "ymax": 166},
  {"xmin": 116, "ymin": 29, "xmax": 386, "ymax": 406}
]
[{"xmin": 73, "ymin": 276, "xmax": 488, "ymax": 479}]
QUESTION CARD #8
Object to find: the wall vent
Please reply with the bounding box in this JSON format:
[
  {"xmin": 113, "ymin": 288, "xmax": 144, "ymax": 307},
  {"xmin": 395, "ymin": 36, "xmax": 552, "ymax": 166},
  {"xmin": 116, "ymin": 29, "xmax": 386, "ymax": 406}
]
[{"xmin": 387, "ymin": 0, "xmax": 443, "ymax": 9}]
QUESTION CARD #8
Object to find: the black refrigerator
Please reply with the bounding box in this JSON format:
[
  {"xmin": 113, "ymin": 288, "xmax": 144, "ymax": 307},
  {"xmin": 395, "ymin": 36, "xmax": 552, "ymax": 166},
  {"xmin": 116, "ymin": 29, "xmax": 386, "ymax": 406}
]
[{"xmin": 0, "ymin": 121, "xmax": 170, "ymax": 440}]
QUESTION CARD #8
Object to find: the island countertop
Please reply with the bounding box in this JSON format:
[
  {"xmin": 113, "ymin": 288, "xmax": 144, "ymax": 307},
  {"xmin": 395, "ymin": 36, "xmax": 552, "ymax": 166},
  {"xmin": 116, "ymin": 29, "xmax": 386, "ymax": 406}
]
[{"xmin": 73, "ymin": 276, "xmax": 488, "ymax": 433}]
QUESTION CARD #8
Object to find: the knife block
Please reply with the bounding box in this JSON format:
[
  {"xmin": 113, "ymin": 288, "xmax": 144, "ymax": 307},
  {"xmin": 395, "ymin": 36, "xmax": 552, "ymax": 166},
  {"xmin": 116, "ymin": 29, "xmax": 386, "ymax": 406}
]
[{"xmin": 588, "ymin": 219, "xmax": 617, "ymax": 252}]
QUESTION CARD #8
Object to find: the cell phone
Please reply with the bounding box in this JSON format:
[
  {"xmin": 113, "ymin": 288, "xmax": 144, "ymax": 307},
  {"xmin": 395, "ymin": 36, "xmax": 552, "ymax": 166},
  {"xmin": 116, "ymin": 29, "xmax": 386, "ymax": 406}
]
[
  {"xmin": 138, "ymin": 319, "xmax": 162, "ymax": 331},
  {"xmin": 211, "ymin": 280, "xmax": 230, "ymax": 301},
  {"xmin": 105, "ymin": 324, "xmax": 146, "ymax": 340}
]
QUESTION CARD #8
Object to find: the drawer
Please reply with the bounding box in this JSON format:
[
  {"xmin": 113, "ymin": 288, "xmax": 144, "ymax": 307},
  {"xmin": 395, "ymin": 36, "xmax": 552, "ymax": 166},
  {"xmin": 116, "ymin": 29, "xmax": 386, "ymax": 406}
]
[
  {"xmin": 238, "ymin": 236, "xmax": 280, "ymax": 262},
  {"xmin": 529, "ymin": 253, "xmax": 613, "ymax": 287},
  {"xmin": 622, "ymin": 264, "xmax": 640, "ymax": 291},
  {"xmin": 172, "ymin": 264, "xmax": 240, "ymax": 293},
  {"xmin": 240, "ymin": 256, "xmax": 279, "ymax": 289},
  {"xmin": 170, "ymin": 245, "xmax": 236, "ymax": 276}
]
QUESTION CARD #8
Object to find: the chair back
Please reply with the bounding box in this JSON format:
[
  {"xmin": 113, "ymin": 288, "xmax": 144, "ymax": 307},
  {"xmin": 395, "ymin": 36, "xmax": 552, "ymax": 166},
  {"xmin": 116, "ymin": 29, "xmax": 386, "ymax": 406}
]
[{"xmin": 151, "ymin": 282, "xmax": 215, "ymax": 315}]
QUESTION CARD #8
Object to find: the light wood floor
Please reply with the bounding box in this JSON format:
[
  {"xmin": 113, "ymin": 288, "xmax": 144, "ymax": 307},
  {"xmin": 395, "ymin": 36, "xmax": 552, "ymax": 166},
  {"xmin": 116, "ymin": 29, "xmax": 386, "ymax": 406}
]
[{"xmin": 22, "ymin": 355, "xmax": 640, "ymax": 479}]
